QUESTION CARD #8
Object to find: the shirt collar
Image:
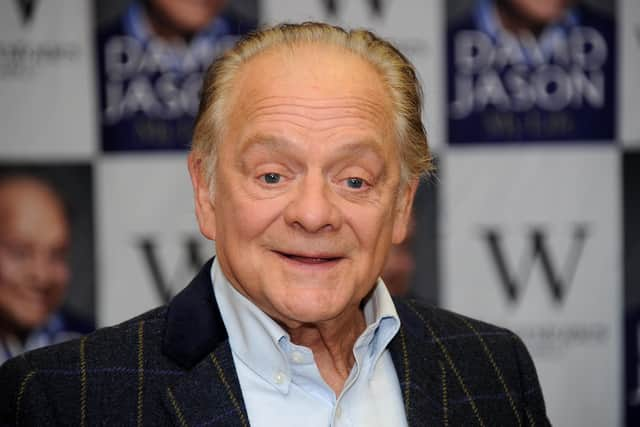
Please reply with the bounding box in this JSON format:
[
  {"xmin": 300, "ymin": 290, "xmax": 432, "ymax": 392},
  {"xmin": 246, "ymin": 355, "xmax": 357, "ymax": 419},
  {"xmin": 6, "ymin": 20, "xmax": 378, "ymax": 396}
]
[
  {"xmin": 211, "ymin": 258, "xmax": 401, "ymax": 394},
  {"xmin": 0, "ymin": 313, "xmax": 64, "ymax": 363},
  {"xmin": 211, "ymin": 259, "xmax": 291, "ymax": 393},
  {"xmin": 356, "ymin": 278, "xmax": 401, "ymax": 380}
]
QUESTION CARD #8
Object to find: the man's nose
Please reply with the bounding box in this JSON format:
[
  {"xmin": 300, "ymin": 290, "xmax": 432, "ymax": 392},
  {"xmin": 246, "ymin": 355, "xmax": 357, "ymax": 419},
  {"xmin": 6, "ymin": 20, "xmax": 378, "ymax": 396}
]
[
  {"xmin": 28, "ymin": 251, "xmax": 51, "ymax": 288},
  {"xmin": 283, "ymin": 174, "xmax": 342, "ymax": 233}
]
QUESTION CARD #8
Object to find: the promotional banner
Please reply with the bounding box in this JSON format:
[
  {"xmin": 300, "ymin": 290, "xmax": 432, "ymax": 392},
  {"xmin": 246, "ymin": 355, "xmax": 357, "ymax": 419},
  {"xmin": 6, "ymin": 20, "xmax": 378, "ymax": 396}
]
[
  {"xmin": 261, "ymin": 0, "xmax": 445, "ymax": 151},
  {"xmin": 441, "ymin": 148, "xmax": 620, "ymax": 426},
  {"xmin": 446, "ymin": 0, "xmax": 616, "ymax": 143},
  {"xmin": 0, "ymin": 163, "xmax": 95, "ymax": 364},
  {"xmin": 0, "ymin": 0, "xmax": 95, "ymax": 158},
  {"xmin": 620, "ymin": 0, "xmax": 640, "ymax": 147},
  {"xmin": 97, "ymin": 156, "xmax": 211, "ymax": 326},
  {"xmin": 96, "ymin": 1, "xmax": 257, "ymax": 151}
]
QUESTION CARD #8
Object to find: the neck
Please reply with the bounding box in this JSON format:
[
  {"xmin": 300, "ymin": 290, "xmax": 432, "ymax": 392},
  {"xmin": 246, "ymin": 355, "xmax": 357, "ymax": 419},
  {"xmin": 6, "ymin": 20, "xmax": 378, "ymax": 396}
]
[{"xmin": 285, "ymin": 307, "xmax": 367, "ymax": 396}]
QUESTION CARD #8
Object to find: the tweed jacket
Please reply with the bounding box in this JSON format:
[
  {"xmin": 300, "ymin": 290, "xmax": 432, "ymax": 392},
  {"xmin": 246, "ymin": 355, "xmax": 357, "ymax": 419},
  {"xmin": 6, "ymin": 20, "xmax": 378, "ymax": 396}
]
[{"xmin": 0, "ymin": 259, "xmax": 550, "ymax": 426}]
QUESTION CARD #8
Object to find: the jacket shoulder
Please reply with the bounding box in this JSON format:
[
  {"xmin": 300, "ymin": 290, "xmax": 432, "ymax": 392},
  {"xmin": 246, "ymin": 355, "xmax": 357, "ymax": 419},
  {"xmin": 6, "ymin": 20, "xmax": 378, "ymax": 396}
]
[
  {"xmin": 0, "ymin": 305, "xmax": 172, "ymax": 425},
  {"xmin": 18, "ymin": 305, "xmax": 167, "ymax": 368},
  {"xmin": 395, "ymin": 298, "xmax": 513, "ymax": 338},
  {"xmin": 394, "ymin": 298, "xmax": 550, "ymax": 425}
]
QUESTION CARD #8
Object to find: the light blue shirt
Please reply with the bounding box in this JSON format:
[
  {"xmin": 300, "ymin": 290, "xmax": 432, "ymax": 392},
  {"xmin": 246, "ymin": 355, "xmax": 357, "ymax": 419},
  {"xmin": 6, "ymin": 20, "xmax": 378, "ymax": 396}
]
[{"xmin": 211, "ymin": 258, "xmax": 408, "ymax": 427}]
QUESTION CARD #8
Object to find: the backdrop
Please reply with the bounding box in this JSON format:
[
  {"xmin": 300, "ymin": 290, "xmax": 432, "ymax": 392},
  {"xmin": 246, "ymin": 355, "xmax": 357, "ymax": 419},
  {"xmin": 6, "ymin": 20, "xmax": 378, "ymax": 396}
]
[{"xmin": 0, "ymin": 1, "xmax": 636, "ymax": 425}]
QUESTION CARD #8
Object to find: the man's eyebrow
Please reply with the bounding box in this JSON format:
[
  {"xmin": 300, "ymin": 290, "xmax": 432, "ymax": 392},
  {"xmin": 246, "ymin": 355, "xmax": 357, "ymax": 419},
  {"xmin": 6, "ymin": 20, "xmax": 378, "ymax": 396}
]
[
  {"xmin": 238, "ymin": 134, "xmax": 295, "ymax": 153},
  {"xmin": 329, "ymin": 140, "xmax": 387, "ymax": 159}
]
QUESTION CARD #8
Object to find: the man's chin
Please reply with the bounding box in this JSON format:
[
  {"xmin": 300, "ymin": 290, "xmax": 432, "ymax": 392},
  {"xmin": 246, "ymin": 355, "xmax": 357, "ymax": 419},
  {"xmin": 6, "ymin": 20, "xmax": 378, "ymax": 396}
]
[{"xmin": 271, "ymin": 297, "xmax": 358, "ymax": 328}]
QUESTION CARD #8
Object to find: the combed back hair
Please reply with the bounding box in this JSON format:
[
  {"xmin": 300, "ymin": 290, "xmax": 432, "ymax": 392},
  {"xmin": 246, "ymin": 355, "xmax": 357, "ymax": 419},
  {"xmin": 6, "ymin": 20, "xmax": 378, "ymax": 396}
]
[{"xmin": 191, "ymin": 22, "xmax": 433, "ymax": 188}]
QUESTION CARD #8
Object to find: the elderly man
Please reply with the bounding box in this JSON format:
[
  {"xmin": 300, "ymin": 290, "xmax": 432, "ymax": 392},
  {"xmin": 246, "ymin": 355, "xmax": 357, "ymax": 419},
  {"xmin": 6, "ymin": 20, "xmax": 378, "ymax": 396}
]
[
  {"xmin": 0, "ymin": 176, "xmax": 93, "ymax": 365},
  {"xmin": 0, "ymin": 23, "xmax": 550, "ymax": 425}
]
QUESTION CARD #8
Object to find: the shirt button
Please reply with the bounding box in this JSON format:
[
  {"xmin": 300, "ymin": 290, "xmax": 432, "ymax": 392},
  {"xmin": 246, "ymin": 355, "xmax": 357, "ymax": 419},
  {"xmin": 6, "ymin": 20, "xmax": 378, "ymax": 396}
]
[
  {"xmin": 274, "ymin": 372, "xmax": 286, "ymax": 384},
  {"xmin": 291, "ymin": 351, "xmax": 304, "ymax": 363},
  {"xmin": 335, "ymin": 405, "xmax": 342, "ymax": 418}
]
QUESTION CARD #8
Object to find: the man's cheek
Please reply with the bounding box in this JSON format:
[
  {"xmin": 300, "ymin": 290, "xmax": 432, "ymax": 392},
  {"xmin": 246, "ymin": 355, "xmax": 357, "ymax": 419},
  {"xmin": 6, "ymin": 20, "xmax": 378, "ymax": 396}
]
[
  {"xmin": 50, "ymin": 264, "xmax": 70, "ymax": 290},
  {"xmin": 0, "ymin": 263, "xmax": 23, "ymax": 289}
]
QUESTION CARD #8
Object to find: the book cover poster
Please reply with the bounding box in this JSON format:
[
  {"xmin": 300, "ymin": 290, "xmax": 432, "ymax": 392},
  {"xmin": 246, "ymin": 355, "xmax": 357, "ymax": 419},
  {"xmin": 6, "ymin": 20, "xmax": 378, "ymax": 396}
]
[
  {"xmin": 95, "ymin": 1, "xmax": 258, "ymax": 151},
  {"xmin": 0, "ymin": 163, "xmax": 95, "ymax": 363},
  {"xmin": 446, "ymin": 0, "xmax": 616, "ymax": 144}
]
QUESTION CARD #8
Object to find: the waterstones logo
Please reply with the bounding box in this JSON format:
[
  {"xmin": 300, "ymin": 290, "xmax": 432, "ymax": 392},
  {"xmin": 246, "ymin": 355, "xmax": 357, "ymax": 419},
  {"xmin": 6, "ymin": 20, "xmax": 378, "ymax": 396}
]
[
  {"xmin": 480, "ymin": 224, "xmax": 589, "ymax": 306},
  {"xmin": 14, "ymin": 0, "xmax": 39, "ymax": 26},
  {"xmin": 0, "ymin": 0, "xmax": 81, "ymax": 79},
  {"xmin": 321, "ymin": 0, "xmax": 385, "ymax": 18},
  {"xmin": 136, "ymin": 236, "xmax": 207, "ymax": 302}
]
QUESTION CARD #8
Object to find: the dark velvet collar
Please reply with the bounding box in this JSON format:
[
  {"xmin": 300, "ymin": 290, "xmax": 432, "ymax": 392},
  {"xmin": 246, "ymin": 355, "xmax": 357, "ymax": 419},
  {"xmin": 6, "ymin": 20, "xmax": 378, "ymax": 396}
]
[{"xmin": 162, "ymin": 258, "xmax": 228, "ymax": 369}]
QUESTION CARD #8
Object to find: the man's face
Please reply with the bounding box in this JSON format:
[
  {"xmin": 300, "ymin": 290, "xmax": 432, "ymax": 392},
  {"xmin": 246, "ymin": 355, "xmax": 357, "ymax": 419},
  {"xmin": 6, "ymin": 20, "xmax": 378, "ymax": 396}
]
[
  {"xmin": 505, "ymin": 0, "xmax": 572, "ymax": 25},
  {"xmin": 191, "ymin": 44, "xmax": 416, "ymax": 327},
  {"xmin": 0, "ymin": 181, "xmax": 70, "ymax": 334},
  {"xmin": 149, "ymin": 0, "xmax": 226, "ymax": 35}
]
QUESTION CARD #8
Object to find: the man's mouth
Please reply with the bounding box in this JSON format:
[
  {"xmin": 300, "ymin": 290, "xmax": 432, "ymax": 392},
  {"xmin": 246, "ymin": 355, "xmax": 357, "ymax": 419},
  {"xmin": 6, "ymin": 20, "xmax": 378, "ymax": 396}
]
[{"xmin": 274, "ymin": 251, "xmax": 342, "ymax": 264}]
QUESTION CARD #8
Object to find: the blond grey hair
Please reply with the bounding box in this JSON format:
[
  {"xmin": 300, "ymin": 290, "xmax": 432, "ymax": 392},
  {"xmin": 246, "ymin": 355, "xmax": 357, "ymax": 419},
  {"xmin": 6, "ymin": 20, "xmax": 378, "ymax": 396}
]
[{"xmin": 191, "ymin": 22, "xmax": 433, "ymax": 187}]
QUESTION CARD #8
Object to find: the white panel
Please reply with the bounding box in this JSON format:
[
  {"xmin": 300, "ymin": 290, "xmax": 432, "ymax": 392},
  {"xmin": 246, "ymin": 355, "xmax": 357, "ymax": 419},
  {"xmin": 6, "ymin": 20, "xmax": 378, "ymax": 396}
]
[
  {"xmin": 441, "ymin": 148, "xmax": 621, "ymax": 427},
  {"xmin": 260, "ymin": 0, "xmax": 445, "ymax": 153},
  {"xmin": 97, "ymin": 155, "xmax": 213, "ymax": 327},
  {"xmin": 0, "ymin": 0, "xmax": 96, "ymax": 158},
  {"xmin": 620, "ymin": 0, "xmax": 640, "ymax": 147}
]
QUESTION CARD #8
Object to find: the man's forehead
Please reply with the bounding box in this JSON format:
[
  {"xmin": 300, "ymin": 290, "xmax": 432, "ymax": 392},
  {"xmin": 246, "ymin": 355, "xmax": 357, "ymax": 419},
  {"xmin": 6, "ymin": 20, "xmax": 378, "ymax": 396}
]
[
  {"xmin": 228, "ymin": 43, "xmax": 393, "ymax": 114},
  {"xmin": 221, "ymin": 44, "xmax": 395, "ymax": 150}
]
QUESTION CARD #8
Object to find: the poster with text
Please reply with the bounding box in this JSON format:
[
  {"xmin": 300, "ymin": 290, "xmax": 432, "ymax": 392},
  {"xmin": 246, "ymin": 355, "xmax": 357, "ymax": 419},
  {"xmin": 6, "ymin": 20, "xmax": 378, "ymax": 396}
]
[
  {"xmin": 97, "ymin": 156, "xmax": 211, "ymax": 326},
  {"xmin": 0, "ymin": 0, "xmax": 96, "ymax": 158},
  {"xmin": 0, "ymin": 163, "xmax": 95, "ymax": 364},
  {"xmin": 96, "ymin": 0, "xmax": 258, "ymax": 152},
  {"xmin": 447, "ymin": 0, "xmax": 616, "ymax": 144},
  {"xmin": 441, "ymin": 148, "xmax": 621, "ymax": 426}
]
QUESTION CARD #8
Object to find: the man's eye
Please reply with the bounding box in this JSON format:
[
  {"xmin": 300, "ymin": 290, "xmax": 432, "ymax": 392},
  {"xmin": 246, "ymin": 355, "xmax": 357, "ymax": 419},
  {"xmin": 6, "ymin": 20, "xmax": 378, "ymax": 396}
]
[
  {"xmin": 261, "ymin": 173, "xmax": 281, "ymax": 184},
  {"xmin": 346, "ymin": 177, "xmax": 364, "ymax": 189}
]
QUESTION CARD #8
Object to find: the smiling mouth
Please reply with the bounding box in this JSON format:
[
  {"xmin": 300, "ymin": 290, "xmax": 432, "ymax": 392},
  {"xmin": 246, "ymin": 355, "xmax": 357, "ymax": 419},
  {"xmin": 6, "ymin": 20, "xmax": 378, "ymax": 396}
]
[{"xmin": 274, "ymin": 251, "xmax": 342, "ymax": 264}]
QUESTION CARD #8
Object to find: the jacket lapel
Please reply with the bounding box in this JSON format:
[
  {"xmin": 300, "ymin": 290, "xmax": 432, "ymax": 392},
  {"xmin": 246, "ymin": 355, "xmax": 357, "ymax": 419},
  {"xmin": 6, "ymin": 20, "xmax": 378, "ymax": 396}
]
[
  {"xmin": 390, "ymin": 300, "xmax": 448, "ymax": 426},
  {"xmin": 160, "ymin": 258, "xmax": 249, "ymax": 426},
  {"xmin": 163, "ymin": 343, "xmax": 249, "ymax": 426}
]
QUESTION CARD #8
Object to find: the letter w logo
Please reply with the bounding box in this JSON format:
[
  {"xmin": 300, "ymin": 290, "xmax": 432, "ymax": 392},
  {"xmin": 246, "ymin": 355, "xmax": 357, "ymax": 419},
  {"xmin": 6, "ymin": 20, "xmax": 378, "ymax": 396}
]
[
  {"xmin": 481, "ymin": 225, "xmax": 589, "ymax": 306},
  {"xmin": 321, "ymin": 0, "xmax": 384, "ymax": 17},
  {"xmin": 14, "ymin": 0, "xmax": 39, "ymax": 25},
  {"xmin": 137, "ymin": 236, "xmax": 205, "ymax": 303}
]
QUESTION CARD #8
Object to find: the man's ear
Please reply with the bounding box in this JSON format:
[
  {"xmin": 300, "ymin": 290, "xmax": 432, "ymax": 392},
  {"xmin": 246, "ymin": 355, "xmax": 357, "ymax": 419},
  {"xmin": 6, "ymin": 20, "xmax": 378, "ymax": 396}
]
[
  {"xmin": 391, "ymin": 178, "xmax": 419, "ymax": 244},
  {"xmin": 188, "ymin": 152, "xmax": 217, "ymax": 240}
]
